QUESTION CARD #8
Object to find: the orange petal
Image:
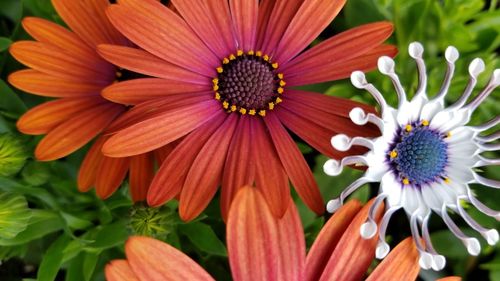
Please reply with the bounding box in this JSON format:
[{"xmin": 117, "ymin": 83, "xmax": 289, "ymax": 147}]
[
  {"xmin": 227, "ymin": 187, "xmax": 280, "ymax": 281},
  {"xmin": 253, "ymin": 118, "xmax": 290, "ymax": 218},
  {"xmin": 229, "ymin": 0, "xmax": 258, "ymax": 51},
  {"xmin": 35, "ymin": 102, "xmax": 124, "ymax": 161},
  {"xmin": 264, "ymin": 113, "xmax": 324, "ymax": 215},
  {"xmin": 78, "ymin": 136, "xmax": 106, "ymax": 192},
  {"xmin": 17, "ymin": 97, "xmax": 104, "ymax": 135},
  {"xmin": 319, "ymin": 198, "xmax": 384, "ymax": 281},
  {"xmin": 105, "ymin": 260, "xmax": 139, "ymax": 281},
  {"xmin": 129, "ymin": 153, "xmax": 154, "ymax": 202},
  {"xmin": 179, "ymin": 114, "xmax": 238, "ymax": 221},
  {"xmin": 305, "ymin": 200, "xmax": 362, "ymax": 281},
  {"xmin": 126, "ymin": 236, "xmax": 214, "ymax": 281},
  {"xmin": 21, "ymin": 17, "xmax": 100, "ymax": 61},
  {"xmin": 97, "ymin": 44, "xmax": 207, "ymax": 84},
  {"xmin": 103, "ymin": 99, "xmax": 219, "ymax": 157},
  {"xmin": 9, "ymin": 69, "xmax": 104, "ymax": 98},
  {"xmin": 366, "ymin": 237, "xmax": 420, "ymax": 281},
  {"xmin": 102, "ymin": 78, "xmax": 208, "ymax": 105},
  {"xmin": 220, "ymin": 116, "xmax": 255, "ymax": 221},
  {"xmin": 95, "ymin": 156, "xmax": 130, "ymax": 199},
  {"xmin": 52, "ymin": 0, "xmax": 127, "ymax": 46},
  {"xmin": 436, "ymin": 277, "xmax": 462, "ymax": 281},
  {"xmin": 147, "ymin": 112, "xmax": 226, "ymax": 207},
  {"xmin": 276, "ymin": 198, "xmax": 306, "ymax": 281}
]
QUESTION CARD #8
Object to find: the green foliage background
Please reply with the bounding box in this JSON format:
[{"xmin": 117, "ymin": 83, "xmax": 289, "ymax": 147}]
[{"xmin": 0, "ymin": 0, "xmax": 498, "ymax": 280}]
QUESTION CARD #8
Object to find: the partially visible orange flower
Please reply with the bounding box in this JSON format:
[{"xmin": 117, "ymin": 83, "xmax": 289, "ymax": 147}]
[
  {"xmin": 106, "ymin": 187, "xmax": 434, "ymax": 281},
  {"xmin": 8, "ymin": 0, "xmax": 178, "ymax": 201}
]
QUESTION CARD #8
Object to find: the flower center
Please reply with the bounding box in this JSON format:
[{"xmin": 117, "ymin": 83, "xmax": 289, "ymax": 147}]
[
  {"xmin": 387, "ymin": 121, "xmax": 449, "ymax": 186},
  {"xmin": 213, "ymin": 50, "xmax": 285, "ymax": 117}
]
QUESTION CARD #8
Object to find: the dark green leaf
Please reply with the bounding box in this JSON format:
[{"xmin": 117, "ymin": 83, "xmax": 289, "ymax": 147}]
[
  {"xmin": 178, "ymin": 222, "xmax": 227, "ymax": 257},
  {"xmin": 37, "ymin": 235, "xmax": 71, "ymax": 281}
]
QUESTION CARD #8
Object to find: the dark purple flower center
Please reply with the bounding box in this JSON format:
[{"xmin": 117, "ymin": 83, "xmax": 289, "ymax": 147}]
[{"xmin": 213, "ymin": 51, "xmax": 285, "ymax": 117}]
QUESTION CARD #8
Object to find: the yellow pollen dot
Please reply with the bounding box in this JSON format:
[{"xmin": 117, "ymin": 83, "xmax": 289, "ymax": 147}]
[
  {"xmin": 275, "ymin": 97, "xmax": 282, "ymax": 104},
  {"xmin": 422, "ymin": 120, "xmax": 429, "ymax": 126},
  {"xmin": 444, "ymin": 177, "xmax": 451, "ymax": 184},
  {"xmin": 256, "ymin": 51, "xmax": 262, "ymax": 57},
  {"xmin": 230, "ymin": 105, "xmax": 237, "ymax": 112},
  {"xmin": 258, "ymin": 110, "xmax": 266, "ymax": 117},
  {"xmin": 237, "ymin": 50, "xmax": 244, "ymax": 56},
  {"xmin": 405, "ymin": 124, "xmax": 412, "ymax": 132},
  {"xmin": 115, "ymin": 71, "xmax": 122, "ymax": 78},
  {"xmin": 272, "ymin": 62, "xmax": 279, "ymax": 69},
  {"xmin": 248, "ymin": 50, "xmax": 255, "ymax": 55},
  {"xmin": 248, "ymin": 109, "xmax": 256, "ymax": 115},
  {"xmin": 214, "ymin": 93, "xmax": 221, "ymax": 100},
  {"xmin": 222, "ymin": 58, "xmax": 230, "ymax": 64},
  {"xmin": 223, "ymin": 101, "xmax": 229, "ymax": 109},
  {"xmin": 390, "ymin": 150, "xmax": 398, "ymax": 158},
  {"xmin": 213, "ymin": 85, "xmax": 219, "ymax": 91},
  {"xmin": 216, "ymin": 67, "xmax": 223, "ymax": 73},
  {"xmin": 277, "ymin": 73, "xmax": 284, "ymax": 79},
  {"xmin": 212, "ymin": 78, "xmax": 218, "ymax": 84},
  {"xmin": 263, "ymin": 55, "xmax": 270, "ymax": 61},
  {"xmin": 402, "ymin": 178, "xmax": 410, "ymax": 185},
  {"xmin": 239, "ymin": 108, "xmax": 247, "ymax": 115},
  {"xmin": 229, "ymin": 54, "xmax": 236, "ymax": 60},
  {"xmin": 446, "ymin": 131, "xmax": 452, "ymax": 138},
  {"xmin": 277, "ymin": 87, "xmax": 284, "ymax": 94},
  {"xmin": 279, "ymin": 80, "xmax": 286, "ymax": 87},
  {"xmin": 268, "ymin": 102, "xmax": 275, "ymax": 110}
]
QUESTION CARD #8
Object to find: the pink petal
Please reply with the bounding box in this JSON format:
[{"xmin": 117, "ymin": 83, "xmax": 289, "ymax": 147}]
[
  {"xmin": 264, "ymin": 113, "xmax": 324, "ymax": 215},
  {"xmin": 179, "ymin": 114, "xmax": 238, "ymax": 221},
  {"xmin": 229, "ymin": 0, "xmax": 258, "ymax": 51}
]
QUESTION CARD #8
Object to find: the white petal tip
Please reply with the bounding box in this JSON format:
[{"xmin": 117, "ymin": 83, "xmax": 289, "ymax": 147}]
[
  {"xmin": 323, "ymin": 159, "xmax": 342, "ymax": 176},
  {"xmin": 326, "ymin": 199, "xmax": 341, "ymax": 213},
  {"xmin": 469, "ymin": 58, "xmax": 485, "ymax": 77},
  {"xmin": 431, "ymin": 255, "xmax": 446, "ymax": 271},
  {"xmin": 484, "ymin": 229, "xmax": 499, "ymax": 245},
  {"xmin": 445, "ymin": 46, "xmax": 459, "ymax": 63},
  {"xmin": 351, "ymin": 71, "xmax": 367, "ymax": 89},
  {"xmin": 409, "ymin": 42, "xmax": 424, "ymax": 58},
  {"xmin": 349, "ymin": 107, "xmax": 367, "ymax": 125},
  {"xmin": 377, "ymin": 56, "xmax": 395, "ymax": 75},
  {"xmin": 465, "ymin": 238, "xmax": 481, "ymax": 256},
  {"xmin": 360, "ymin": 221, "xmax": 377, "ymax": 239},
  {"xmin": 495, "ymin": 214, "xmax": 500, "ymax": 222},
  {"xmin": 375, "ymin": 241, "xmax": 390, "ymax": 259},
  {"xmin": 419, "ymin": 252, "xmax": 433, "ymax": 270},
  {"xmin": 331, "ymin": 134, "xmax": 350, "ymax": 151},
  {"xmin": 492, "ymin": 69, "xmax": 500, "ymax": 85}
]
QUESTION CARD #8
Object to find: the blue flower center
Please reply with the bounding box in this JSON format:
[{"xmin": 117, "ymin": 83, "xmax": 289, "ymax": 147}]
[{"xmin": 388, "ymin": 123, "xmax": 448, "ymax": 186}]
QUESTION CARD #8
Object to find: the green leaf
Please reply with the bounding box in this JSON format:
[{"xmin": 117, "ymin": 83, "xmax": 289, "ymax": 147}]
[
  {"xmin": 0, "ymin": 191, "xmax": 31, "ymax": 239},
  {"xmin": 0, "ymin": 37, "xmax": 12, "ymax": 52},
  {"xmin": 82, "ymin": 252, "xmax": 100, "ymax": 281},
  {"xmin": 65, "ymin": 253, "xmax": 85, "ymax": 281},
  {"xmin": 178, "ymin": 222, "xmax": 227, "ymax": 257},
  {"xmin": 21, "ymin": 161, "xmax": 51, "ymax": 186},
  {"xmin": 84, "ymin": 221, "xmax": 128, "ymax": 251},
  {"xmin": 37, "ymin": 235, "xmax": 71, "ymax": 281},
  {"xmin": 0, "ymin": 210, "xmax": 63, "ymax": 246},
  {"xmin": 0, "ymin": 79, "xmax": 26, "ymax": 117}
]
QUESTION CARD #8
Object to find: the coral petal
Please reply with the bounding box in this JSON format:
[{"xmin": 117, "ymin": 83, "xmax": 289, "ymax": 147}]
[
  {"xmin": 229, "ymin": 0, "xmax": 258, "ymax": 51},
  {"xmin": 78, "ymin": 136, "xmax": 106, "ymax": 192},
  {"xmin": 105, "ymin": 260, "xmax": 139, "ymax": 281},
  {"xmin": 95, "ymin": 156, "xmax": 130, "ymax": 199},
  {"xmin": 129, "ymin": 153, "xmax": 154, "ymax": 202}
]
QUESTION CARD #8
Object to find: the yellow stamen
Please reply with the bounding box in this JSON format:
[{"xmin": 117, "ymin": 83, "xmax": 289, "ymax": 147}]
[
  {"xmin": 275, "ymin": 97, "xmax": 282, "ymax": 104},
  {"xmin": 249, "ymin": 109, "xmax": 256, "ymax": 115},
  {"xmin": 223, "ymin": 101, "xmax": 229, "ymax": 109},
  {"xmin": 212, "ymin": 78, "xmax": 218, "ymax": 84},
  {"xmin": 389, "ymin": 150, "xmax": 398, "ymax": 158},
  {"xmin": 405, "ymin": 124, "xmax": 412, "ymax": 132},
  {"xmin": 263, "ymin": 55, "xmax": 270, "ymax": 61},
  {"xmin": 230, "ymin": 105, "xmax": 237, "ymax": 112},
  {"xmin": 277, "ymin": 87, "xmax": 284, "ymax": 94},
  {"xmin": 213, "ymin": 85, "xmax": 219, "ymax": 91},
  {"xmin": 216, "ymin": 67, "xmax": 224, "ymax": 73},
  {"xmin": 256, "ymin": 51, "xmax": 262, "ymax": 57},
  {"xmin": 239, "ymin": 108, "xmax": 247, "ymax": 115},
  {"xmin": 248, "ymin": 50, "xmax": 255, "ymax": 55},
  {"xmin": 258, "ymin": 110, "xmax": 266, "ymax": 117},
  {"xmin": 402, "ymin": 178, "xmax": 410, "ymax": 185},
  {"xmin": 272, "ymin": 62, "xmax": 279, "ymax": 69},
  {"xmin": 229, "ymin": 54, "xmax": 236, "ymax": 60},
  {"xmin": 268, "ymin": 102, "xmax": 275, "ymax": 110},
  {"xmin": 222, "ymin": 58, "xmax": 230, "ymax": 64},
  {"xmin": 446, "ymin": 131, "xmax": 452, "ymax": 138},
  {"xmin": 277, "ymin": 73, "xmax": 284, "ymax": 79},
  {"xmin": 422, "ymin": 120, "xmax": 429, "ymax": 126},
  {"xmin": 214, "ymin": 93, "xmax": 221, "ymax": 100},
  {"xmin": 279, "ymin": 80, "xmax": 286, "ymax": 87},
  {"xmin": 237, "ymin": 50, "xmax": 244, "ymax": 56},
  {"xmin": 444, "ymin": 177, "xmax": 451, "ymax": 184},
  {"xmin": 115, "ymin": 71, "xmax": 122, "ymax": 78}
]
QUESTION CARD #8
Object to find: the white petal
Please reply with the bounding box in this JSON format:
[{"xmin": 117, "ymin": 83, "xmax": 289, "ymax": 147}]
[
  {"xmin": 420, "ymin": 184, "xmax": 443, "ymax": 212},
  {"xmin": 420, "ymin": 99, "xmax": 444, "ymax": 121},
  {"xmin": 380, "ymin": 173, "xmax": 402, "ymax": 207}
]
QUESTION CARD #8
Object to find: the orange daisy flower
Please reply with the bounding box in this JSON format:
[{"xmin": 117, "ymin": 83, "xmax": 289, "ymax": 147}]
[
  {"xmin": 8, "ymin": 0, "xmax": 177, "ymax": 201},
  {"xmin": 98, "ymin": 0, "xmax": 397, "ymax": 220},
  {"xmin": 106, "ymin": 187, "xmax": 461, "ymax": 280}
]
